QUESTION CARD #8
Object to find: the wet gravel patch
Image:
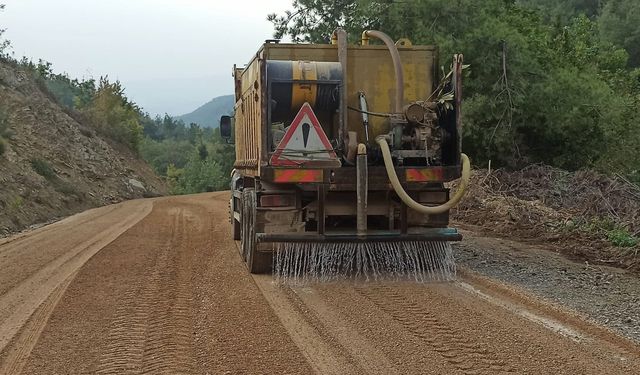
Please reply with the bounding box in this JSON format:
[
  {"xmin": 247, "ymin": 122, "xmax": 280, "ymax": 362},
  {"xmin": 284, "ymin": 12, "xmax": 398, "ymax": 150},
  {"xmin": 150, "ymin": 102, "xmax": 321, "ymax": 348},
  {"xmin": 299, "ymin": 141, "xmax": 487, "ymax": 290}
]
[{"xmin": 454, "ymin": 231, "xmax": 640, "ymax": 343}]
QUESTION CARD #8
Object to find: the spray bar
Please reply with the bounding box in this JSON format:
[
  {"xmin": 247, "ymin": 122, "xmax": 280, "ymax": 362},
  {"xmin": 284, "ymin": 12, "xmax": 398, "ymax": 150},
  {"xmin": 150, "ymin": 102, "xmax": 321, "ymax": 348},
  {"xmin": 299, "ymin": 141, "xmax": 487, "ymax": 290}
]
[{"xmin": 256, "ymin": 229, "xmax": 462, "ymax": 243}]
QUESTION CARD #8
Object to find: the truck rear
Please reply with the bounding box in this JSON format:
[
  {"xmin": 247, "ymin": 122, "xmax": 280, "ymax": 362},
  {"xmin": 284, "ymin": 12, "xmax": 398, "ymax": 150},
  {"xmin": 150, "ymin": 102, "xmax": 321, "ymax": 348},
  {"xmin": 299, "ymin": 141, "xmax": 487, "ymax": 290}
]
[{"xmin": 221, "ymin": 29, "xmax": 469, "ymax": 278}]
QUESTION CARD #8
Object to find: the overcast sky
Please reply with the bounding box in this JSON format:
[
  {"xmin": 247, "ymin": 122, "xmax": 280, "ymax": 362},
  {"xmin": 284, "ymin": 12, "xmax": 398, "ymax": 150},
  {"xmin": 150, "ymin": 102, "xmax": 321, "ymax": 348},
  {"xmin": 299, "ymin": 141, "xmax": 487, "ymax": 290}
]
[{"xmin": 1, "ymin": 0, "xmax": 293, "ymax": 116}]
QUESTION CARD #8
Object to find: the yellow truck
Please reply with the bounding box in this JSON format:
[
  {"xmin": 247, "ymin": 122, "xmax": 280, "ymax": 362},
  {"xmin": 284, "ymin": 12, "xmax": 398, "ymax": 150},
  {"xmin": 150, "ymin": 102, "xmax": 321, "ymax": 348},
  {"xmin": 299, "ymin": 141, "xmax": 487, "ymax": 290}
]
[{"xmin": 221, "ymin": 29, "xmax": 469, "ymax": 278}]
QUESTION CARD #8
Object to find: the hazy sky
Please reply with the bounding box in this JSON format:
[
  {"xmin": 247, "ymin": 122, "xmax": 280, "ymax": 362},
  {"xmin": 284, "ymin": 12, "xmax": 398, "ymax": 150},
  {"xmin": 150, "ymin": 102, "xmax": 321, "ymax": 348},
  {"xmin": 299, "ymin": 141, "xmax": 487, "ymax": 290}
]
[{"xmin": 1, "ymin": 0, "xmax": 293, "ymax": 116}]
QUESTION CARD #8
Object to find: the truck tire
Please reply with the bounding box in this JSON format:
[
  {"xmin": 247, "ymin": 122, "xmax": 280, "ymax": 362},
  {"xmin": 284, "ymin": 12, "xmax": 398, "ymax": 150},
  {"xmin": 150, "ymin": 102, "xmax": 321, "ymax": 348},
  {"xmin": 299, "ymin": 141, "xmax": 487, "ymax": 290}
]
[{"xmin": 241, "ymin": 189, "xmax": 271, "ymax": 274}]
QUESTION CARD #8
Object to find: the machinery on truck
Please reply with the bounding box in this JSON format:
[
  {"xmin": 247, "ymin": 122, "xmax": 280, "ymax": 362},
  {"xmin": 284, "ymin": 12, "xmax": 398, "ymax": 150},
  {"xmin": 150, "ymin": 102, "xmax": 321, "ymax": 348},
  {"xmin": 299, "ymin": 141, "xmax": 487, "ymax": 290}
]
[{"xmin": 220, "ymin": 29, "xmax": 470, "ymax": 276}]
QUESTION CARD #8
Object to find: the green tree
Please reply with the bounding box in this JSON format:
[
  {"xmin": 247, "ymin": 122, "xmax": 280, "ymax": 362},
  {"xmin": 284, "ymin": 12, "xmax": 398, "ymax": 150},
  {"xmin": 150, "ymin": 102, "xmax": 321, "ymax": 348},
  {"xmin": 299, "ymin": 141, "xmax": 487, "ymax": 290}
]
[
  {"xmin": 139, "ymin": 115, "xmax": 235, "ymax": 194},
  {"xmin": 517, "ymin": 0, "xmax": 603, "ymax": 22},
  {"xmin": 197, "ymin": 142, "xmax": 208, "ymax": 160},
  {"xmin": 171, "ymin": 155, "xmax": 226, "ymax": 194},
  {"xmin": 139, "ymin": 138, "xmax": 194, "ymax": 175},
  {"xmin": 599, "ymin": 0, "xmax": 640, "ymax": 67},
  {"xmin": 85, "ymin": 77, "xmax": 143, "ymax": 151},
  {"xmin": 269, "ymin": 0, "xmax": 640, "ymax": 176}
]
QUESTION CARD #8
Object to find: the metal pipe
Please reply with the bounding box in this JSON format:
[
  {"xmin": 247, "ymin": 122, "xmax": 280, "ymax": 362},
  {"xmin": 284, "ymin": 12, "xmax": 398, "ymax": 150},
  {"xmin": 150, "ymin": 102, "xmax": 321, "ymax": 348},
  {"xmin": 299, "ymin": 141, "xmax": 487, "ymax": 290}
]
[
  {"xmin": 358, "ymin": 92, "xmax": 370, "ymax": 142},
  {"xmin": 346, "ymin": 131, "xmax": 358, "ymax": 164},
  {"xmin": 363, "ymin": 30, "xmax": 404, "ymax": 113},
  {"xmin": 256, "ymin": 230, "xmax": 463, "ymax": 243},
  {"xmin": 356, "ymin": 143, "xmax": 368, "ymax": 236},
  {"xmin": 335, "ymin": 28, "xmax": 349, "ymax": 154}
]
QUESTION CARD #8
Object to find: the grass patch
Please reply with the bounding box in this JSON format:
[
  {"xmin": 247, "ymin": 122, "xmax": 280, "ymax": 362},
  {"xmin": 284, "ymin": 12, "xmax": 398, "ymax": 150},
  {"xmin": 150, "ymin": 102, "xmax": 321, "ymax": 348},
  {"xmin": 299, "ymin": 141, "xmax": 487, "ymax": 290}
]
[
  {"xmin": 9, "ymin": 195, "xmax": 23, "ymax": 212},
  {"xmin": 563, "ymin": 217, "xmax": 639, "ymax": 248},
  {"xmin": 54, "ymin": 180, "xmax": 80, "ymax": 197},
  {"xmin": 607, "ymin": 228, "xmax": 639, "ymax": 248},
  {"xmin": 30, "ymin": 158, "xmax": 56, "ymax": 180},
  {"xmin": 29, "ymin": 158, "xmax": 83, "ymax": 200}
]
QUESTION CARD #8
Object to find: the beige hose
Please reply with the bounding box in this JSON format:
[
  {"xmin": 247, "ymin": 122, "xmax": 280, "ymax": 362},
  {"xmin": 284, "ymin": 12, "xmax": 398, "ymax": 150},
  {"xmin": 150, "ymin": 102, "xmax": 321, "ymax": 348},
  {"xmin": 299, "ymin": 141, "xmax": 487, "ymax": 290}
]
[
  {"xmin": 376, "ymin": 136, "xmax": 470, "ymax": 214},
  {"xmin": 362, "ymin": 30, "xmax": 404, "ymax": 113}
]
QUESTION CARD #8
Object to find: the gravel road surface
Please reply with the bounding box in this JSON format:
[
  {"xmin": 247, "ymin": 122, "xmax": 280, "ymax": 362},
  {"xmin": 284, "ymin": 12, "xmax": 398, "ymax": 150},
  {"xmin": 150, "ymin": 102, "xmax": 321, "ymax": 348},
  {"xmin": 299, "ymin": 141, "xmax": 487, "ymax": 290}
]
[{"xmin": 0, "ymin": 192, "xmax": 638, "ymax": 374}]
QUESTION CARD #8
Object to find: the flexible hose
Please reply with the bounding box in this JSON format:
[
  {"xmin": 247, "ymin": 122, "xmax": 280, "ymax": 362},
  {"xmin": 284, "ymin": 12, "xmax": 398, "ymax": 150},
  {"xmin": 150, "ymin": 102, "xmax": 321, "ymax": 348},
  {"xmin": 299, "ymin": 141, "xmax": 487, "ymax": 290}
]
[
  {"xmin": 376, "ymin": 136, "xmax": 470, "ymax": 214},
  {"xmin": 363, "ymin": 30, "xmax": 404, "ymax": 113}
]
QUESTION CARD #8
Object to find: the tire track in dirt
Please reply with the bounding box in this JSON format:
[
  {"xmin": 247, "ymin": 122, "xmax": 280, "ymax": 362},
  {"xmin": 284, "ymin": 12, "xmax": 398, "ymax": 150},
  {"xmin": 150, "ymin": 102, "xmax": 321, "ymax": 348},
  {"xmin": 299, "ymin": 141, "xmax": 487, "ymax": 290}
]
[
  {"xmin": 141, "ymin": 208, "xmax": 195, "ymax": 374},
  {"xmin": 15, "ymin": 194, "xmax": 313, "ymax": 374},
  {"xmin": 384, "ymin": 279, "xmax": 640, "ymax": 374},
  {"xmin": 252, "ymin": 276, "xmax": 363, "ymax": 375},
  {"xmin": 96, "ymin": 207, "xmax": 195, "ymax": 375},
  {"xmin": 0, "ymin": 204, "xmax": 118, "ymax": 253},
  {"xmin": 355, "ymin": 285, "xmax": 514, "ymax": 374},
  {"xmin": 289, "ymin": 285, "xmax": 398, "ymax": 374},
  {"xmin": 0, "ymin": 205, "xmax": 127, "ymax": 294},
  {"xmin": 0, "ymin": 271, "xmax": 77, "ymax": 375},
  {"xmin": 0, "ymin": 200, "xmax": 153, "ymax": 359},
  {"xmin": 95, "ymin": 250, "xmax": 167, "ymax": 375}
]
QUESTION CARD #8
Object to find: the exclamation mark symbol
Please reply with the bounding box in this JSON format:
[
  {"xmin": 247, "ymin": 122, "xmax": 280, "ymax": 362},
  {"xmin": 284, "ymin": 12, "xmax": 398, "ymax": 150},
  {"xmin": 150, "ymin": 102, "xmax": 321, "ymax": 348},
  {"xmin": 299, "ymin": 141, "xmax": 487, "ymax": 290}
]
[{"xmin": 302, "ymin": 122, "xmax": 310, "ymax": 148}]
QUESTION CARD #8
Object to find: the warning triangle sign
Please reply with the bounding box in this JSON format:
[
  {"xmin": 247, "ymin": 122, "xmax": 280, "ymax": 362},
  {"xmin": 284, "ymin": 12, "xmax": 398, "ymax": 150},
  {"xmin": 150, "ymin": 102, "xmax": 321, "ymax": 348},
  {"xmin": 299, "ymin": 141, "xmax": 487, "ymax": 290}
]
[{"xmin": 270, "ymin": 102, "xmax": 341, "ymax": 167}]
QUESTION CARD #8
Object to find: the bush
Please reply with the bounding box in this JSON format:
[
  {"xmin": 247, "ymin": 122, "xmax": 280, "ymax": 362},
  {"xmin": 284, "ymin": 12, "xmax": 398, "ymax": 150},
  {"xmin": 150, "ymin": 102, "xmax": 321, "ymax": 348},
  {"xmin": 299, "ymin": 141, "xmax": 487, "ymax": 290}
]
[
  {"xmin": 578, "ymin": 217, "xmax": 639, "ymax": 248},
  {"xmin": 31, "ymin": 159, "xmax": 56, "ymax": 180},
  {"xmin": 607, "ymin": 228, "xmax": 639, "ymax": 248},
  {"xmin": 170, "ymin": 157, "xmax": 225, "ymax": 195},
  {"xmin": 54, "ymin": 180, "xmax": 81, "ymax": 199}
]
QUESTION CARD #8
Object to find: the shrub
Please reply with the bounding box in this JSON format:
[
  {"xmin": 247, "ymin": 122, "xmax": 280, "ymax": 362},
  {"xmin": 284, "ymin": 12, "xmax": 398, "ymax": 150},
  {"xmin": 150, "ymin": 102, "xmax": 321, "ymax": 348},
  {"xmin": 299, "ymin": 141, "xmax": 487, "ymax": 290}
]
[
  {"xmin": 8, "ymin": 196, "xmax": 23, "ymax": 212},
  {"xmin": 30, "ymin": 159, "xmax": 56, "ymax": 180},
  {"xmin": 607, "ymin": 228, "xmax": 639, "ymax": 248},
  {"xmin": 54, "ymin": 180, "xmax": 81, "ymax": 199}
]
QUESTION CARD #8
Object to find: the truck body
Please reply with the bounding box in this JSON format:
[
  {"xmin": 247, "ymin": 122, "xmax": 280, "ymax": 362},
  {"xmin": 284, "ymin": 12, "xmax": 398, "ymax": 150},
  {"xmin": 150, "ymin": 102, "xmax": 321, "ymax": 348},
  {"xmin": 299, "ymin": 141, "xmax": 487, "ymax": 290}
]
[{"xmin": 224, "ymin": 31, "xmax": 466, "ymax": 273}]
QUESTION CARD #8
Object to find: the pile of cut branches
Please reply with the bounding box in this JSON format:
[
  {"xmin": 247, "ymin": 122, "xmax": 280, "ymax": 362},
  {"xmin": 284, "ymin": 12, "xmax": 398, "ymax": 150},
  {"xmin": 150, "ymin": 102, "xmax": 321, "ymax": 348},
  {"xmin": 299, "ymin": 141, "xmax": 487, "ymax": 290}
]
[{"xmin": 452, "ymin": 165, "xmax": 640, "ymax": 272}]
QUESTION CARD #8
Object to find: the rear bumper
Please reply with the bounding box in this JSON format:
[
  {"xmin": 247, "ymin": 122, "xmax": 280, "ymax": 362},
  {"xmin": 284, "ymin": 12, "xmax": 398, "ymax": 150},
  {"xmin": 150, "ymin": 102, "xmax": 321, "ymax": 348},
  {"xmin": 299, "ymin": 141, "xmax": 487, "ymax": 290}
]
[
  {"xmin": 261, "ymin": 165, "xmax": 462, "ymax": 189},
  {"xmin": 256, "ymin": 228, "xmax": 462, "ymax": 243}
]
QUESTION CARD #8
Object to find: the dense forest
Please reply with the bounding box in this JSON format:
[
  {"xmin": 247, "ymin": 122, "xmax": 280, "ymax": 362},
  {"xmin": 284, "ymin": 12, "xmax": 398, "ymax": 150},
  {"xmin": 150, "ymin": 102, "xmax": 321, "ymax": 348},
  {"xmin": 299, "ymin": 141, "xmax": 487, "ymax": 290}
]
[{"xmin": 270, "ymin": 0, "xmax": 640, "ymax": 182}]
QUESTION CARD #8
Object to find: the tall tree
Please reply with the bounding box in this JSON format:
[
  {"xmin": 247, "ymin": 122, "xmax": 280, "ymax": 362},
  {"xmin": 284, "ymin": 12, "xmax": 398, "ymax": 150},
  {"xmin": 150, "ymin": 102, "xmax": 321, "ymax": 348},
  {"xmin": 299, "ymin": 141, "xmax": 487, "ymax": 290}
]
[
  {"xmin": 517, "ymin": 0, "xmax": 603, "ymax": 22},
  {"xmin": 269, "ymin": 0, "xmax": 639, "ymax": 173},
  {"xmin": 599, "ymin": 0, "xmax": 640, "ymax": 67}
]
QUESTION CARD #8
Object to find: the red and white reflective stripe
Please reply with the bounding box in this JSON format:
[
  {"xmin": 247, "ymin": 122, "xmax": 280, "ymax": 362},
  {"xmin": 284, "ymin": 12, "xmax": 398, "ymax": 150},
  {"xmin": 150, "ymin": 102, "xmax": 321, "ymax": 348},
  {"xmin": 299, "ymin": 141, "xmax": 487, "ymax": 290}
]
[
  {"xmin": 405, "ymin": 168, "xmax": 444, "ymax": 182},
  {"xmin": 260, "ymin": 194, "xmax": 296, "ymax": 207},
  {"xmin": 273, "ymin": 169, "xmax": 323, "ymax": 183}
]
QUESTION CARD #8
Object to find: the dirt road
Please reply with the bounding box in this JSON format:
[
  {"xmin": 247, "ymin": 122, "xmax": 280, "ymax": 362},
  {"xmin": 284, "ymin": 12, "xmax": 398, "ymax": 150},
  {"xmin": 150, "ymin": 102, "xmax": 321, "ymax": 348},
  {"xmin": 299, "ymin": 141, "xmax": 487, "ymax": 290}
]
[{"xmin": 1, "ymin": 192, "xmax": 639, "ymax": 374}]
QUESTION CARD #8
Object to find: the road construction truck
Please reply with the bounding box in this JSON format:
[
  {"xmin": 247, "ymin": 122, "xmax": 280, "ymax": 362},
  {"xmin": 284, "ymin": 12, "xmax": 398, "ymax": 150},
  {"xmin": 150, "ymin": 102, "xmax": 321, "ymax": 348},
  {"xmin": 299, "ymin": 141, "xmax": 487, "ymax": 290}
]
[{"xmin": 221, "ymin": 29, "xmax": 470, "ymax": 277}]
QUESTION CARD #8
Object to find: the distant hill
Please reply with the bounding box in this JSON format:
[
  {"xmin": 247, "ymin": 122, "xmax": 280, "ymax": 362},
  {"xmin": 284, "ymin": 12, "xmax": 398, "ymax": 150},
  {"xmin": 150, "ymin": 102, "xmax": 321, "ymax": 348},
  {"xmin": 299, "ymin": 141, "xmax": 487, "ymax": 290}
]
[{"xmin": 177, "ymin": 95, "xmax": 234, "ymax": 128}]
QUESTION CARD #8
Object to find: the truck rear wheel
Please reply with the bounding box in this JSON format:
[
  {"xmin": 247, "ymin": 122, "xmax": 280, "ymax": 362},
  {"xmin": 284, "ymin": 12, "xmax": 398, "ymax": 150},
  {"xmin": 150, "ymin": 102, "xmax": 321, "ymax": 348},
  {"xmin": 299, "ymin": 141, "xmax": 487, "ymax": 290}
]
[{"xmin": 241, "ymin": 188, "xmax": 271, "ymax": 274}]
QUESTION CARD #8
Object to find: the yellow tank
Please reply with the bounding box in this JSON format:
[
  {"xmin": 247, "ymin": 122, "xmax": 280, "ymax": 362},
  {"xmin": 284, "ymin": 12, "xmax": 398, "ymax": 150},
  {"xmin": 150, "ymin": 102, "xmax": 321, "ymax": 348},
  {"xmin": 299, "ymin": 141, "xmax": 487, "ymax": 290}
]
[{"xmin": 232, "ymin": 38, "xmax": 438, "ymax": 175}]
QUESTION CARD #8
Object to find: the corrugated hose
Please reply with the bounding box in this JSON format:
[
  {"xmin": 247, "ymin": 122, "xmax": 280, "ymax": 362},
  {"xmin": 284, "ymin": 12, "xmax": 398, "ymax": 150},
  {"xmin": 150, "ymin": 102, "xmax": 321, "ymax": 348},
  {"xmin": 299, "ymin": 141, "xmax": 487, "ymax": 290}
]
[{"xmin": 376, "ymin": 136, "xmax": 470, "ymax": 215}]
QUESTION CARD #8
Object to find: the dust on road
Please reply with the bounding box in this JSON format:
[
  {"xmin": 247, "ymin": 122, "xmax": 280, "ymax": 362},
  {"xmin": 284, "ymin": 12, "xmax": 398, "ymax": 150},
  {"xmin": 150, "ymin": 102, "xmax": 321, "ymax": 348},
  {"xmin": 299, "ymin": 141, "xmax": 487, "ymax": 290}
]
[{"xmin": 1, "ymin": 192, "xmax": 638, "ymax": 374}]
